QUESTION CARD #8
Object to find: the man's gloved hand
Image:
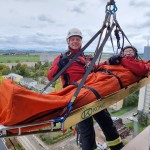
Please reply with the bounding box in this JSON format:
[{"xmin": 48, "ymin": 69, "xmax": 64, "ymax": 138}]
[
  {"xmin": 108, "ymin": 55, "xmax": 122, "ymax": 65},
  {"xmin": 57, "ymin": 56, "xmax": 69, "ymax": 68}
]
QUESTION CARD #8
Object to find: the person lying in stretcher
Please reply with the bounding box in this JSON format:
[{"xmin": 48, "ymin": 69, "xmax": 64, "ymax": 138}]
[{"xmin": 103, "ymin": 45, "xmax": 150, "ymax": 77}]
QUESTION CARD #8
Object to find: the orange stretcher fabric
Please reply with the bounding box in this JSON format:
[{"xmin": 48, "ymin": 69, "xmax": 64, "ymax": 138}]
[{"xmin": 0, "ymin": 65, "xmax": 141, "ymax": 130}]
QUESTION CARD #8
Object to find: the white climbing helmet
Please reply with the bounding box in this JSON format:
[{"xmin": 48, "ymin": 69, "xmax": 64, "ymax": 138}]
[{"xmin": 67, "ymin": 28, "xmax": 82, "ymax": 39}]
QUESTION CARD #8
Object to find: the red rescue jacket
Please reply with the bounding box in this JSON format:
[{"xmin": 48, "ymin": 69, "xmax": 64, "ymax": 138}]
[
  {"xmin": 121, "ymin": 56, "xmax": 150, "ymax": 77},
  {"xmin": 48, "ymin": 49, "xmax": 87, "ymax": 87}
]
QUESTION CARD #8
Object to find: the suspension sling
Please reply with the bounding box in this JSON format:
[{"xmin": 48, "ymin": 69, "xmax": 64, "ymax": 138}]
[{"xmin": 54, "ymin": 2, "xmax": 118, "ymax": 123}]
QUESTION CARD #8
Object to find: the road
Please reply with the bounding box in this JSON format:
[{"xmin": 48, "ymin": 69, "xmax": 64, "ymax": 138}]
[
  {"xmin": 118, "ymin": 107, "xmax": 137, "ymax": 124},
  {"xmin": 0, "ymin": 139, "xmax": 8, "ymax": 150},
  {"xmin": 17, "ymin": 135, "xmax": 79, "ymax": 150},
  {"xmin": 17, "ymin": 135, "xmax": 48, "ymax": 150}
]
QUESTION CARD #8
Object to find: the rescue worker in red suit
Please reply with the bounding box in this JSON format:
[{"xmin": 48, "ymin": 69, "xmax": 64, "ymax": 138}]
[
  {"xmin": 107, "ymin": 46, "xmax": 150, "ymax": 77},
  {"xmin": 48, "ymin": 28, "xmax": 124, "ymax": 150}
]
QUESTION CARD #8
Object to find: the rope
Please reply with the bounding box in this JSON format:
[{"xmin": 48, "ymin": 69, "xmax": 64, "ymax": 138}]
[{"xmin": 114, "ymin": 19, "xmax": 132, "ymax": 47}]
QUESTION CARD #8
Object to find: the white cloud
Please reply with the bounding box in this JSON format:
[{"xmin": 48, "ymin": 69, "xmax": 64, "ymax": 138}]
[{"xmin": 0, "ymin": 0, "xmax": 149, "ymax": 53}]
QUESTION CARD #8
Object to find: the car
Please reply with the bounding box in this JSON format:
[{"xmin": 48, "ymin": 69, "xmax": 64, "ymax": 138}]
[
  {"xmin": 126, "ymin": 117, "xmax": 134, "ymax": 121},
  {"xmin": 133, "ymin": 112, "xmax": 138, "ymax": 117},
  {"xmin": 111, "ymin": 117, "xmax": 119, "ymax": 121},
  {"xmin": 96, "ymin": 141, "xmax": 107, "ymax": 150}
]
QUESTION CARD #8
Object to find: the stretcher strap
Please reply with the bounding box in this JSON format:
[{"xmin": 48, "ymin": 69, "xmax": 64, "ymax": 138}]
[
  {"xmin": 71, "ymin": 82, "xmax": 102, "ymax": 100},
  {"xmin": 98, "ymin": 68, "xmax": 123, "ymax": 89}
]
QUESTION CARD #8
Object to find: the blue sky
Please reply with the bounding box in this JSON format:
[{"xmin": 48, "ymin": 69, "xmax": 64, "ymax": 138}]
[{"xmin": 0, "ymin": 0, "xmax": 150, "ymax": 53}]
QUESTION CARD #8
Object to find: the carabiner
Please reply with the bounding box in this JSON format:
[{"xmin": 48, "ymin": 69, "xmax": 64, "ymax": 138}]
[{"xmin": 106, "ymin": 1, "xmax": 117, "ymax": 14}]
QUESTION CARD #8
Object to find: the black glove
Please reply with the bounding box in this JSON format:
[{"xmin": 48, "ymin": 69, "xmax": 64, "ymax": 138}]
[
  {"xmin": 57, "ymin": 56, "xmax": 69, "ymax": 68},
  {"xmin": 108, "ymin": 55, "xmax": 122, "ymax": 65}
]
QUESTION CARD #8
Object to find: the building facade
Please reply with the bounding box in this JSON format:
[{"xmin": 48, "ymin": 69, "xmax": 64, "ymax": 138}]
[{"xmin": 138, "ymin": 46, "xmax": 150, "ymax": 115}]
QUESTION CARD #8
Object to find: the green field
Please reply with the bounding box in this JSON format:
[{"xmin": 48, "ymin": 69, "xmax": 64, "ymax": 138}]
[{"xmin": 0, "ymin": 55, "xmax": 40, "ymax": 63}]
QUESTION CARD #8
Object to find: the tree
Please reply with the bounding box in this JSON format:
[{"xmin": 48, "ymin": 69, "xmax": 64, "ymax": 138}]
[
  {"xmin": 35, "ymin": 61, "xmax": 42, "ymax": 71},
  {"xmin": 123, "ymin": 91, "xmax": 139, "ymax": 108},
  {"xmin": 2, "ymin": 67, "xmax": 10, "ymax": 75},
  {"xmin": 19, "ymin": 64, "xmax": 28, "ymax": 76},
  {"xmin": 54, "ymin": 78, "xmax": 62, "ymax": 92},
  {"xmin": 0, "ymin": 75, "xmax": 3, "ymax": 84},
  {"xmin": 42, "ymin": 61, "xmax": 49, "ymax": 68},
  {"xmin": 0, "ymin": 64, "xmax": 11, "ymax": 75},
  {"xmin": 138, "ymin": 111, "xmax": 148, "ymax": 126},
  {"xmin": 43, "ymin": 70, "xmax": 48, "ymax": 77},
  {"xmin": 15, "ymin": 63, "xmax": 21, "ymax": 70}
]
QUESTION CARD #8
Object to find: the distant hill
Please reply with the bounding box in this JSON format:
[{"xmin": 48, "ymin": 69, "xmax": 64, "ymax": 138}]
[
  {"xmin": 0, "ymin": 49, "xmax": 115, "ymax": 54},
  {"xmin": 0, "ymin": 49, "xmax": 144, "ymax": 55},
  {"xmin": 0, "ymin": 49, "xmax": 54, "ymax": 53}
]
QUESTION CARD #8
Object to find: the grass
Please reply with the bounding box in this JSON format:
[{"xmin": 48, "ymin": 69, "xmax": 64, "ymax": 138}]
[
  {"xmin": 38, "ymin": 124, "xmax": 74, "ymax": 145},
  {"xmin": 39, "ymin": 129, "xmax": 73, "ymax": 145},
  {"xmin": 111, "ymin": 106, "xmax": 136, "ymax": 116},
  {"xmin": 15, "ymin": 144, "xmax": 25, "ymax": 150},
  {"xmin": 125, "ymin": 119, "xmax": 150, "ymax": 133},
  {"xmin": 125, "ymin": 122, "xmax": 134, "ymax": 130},
  {"xmin": 5, "ymin": 138, "xmax": 25, "ymax": 150},
  {"xmin": 111, "ymin": 106, "xmax": 150, "ymax": 133},
  {"xmin": 0, "ymin": 55, "xmax": 39, "ymax": 63}
]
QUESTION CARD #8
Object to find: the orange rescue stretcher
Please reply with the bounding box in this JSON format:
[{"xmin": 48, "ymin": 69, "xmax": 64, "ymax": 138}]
[{"xmin": 0, "ymin": 65, "xmax": 150, "ymax": 138}]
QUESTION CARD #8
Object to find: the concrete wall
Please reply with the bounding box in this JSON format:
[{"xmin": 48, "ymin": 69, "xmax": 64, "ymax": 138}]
[
  {"xmin": 143, "ymin": 46, "xmax": 150, "ymax": 60},
  {"xmin": 138, "ymin": 86, "xmax": 146, "ymax": 111},
  {"xmin": 138, "ymin": 46, "xmax": 150, "ymax": 113}
]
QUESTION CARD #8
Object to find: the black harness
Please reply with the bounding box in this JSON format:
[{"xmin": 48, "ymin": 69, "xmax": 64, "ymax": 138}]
[
  {"xmin": 61, "ymin": 51, "xmax": 85, "ymax": 88},
  {"xmin": 62, "ymin": 51, "xmax": 103, "ymax": 100},
  {"xmin": 71, "ymin": 82, "xmax": 102, "ymax": 100},
  {"xmin": 98, "ymin": 68, "xmax": 123, "ymax": 89}
]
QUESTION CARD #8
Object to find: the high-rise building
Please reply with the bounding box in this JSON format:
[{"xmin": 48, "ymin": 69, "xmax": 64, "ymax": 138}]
[{"xmin": 138, "ymin": 46, "xmax": 150, "ymax": 115}]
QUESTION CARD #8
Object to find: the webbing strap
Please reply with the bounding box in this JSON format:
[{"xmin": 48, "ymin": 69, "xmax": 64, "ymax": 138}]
[
  {"xmin": 98, "ymin": 68, "xmax": 123, "ymax": 89},
  {"xmin": 110, "ymin": 30, "xmax": 115, "ymax": 53},
  {"xmin": 71, "ymin": 82, "xmax": 102, "ymax": 100},
  {"xmin": 114, "ymin": 19, "xmax": 132, "ymax": 47},
  {"xmin": 114, "ymin": 27, "xmax": 120, "ymax": 48},
  {"xmin": 71, "ymin": 23, "xmax": 115, "ymax": 101}
]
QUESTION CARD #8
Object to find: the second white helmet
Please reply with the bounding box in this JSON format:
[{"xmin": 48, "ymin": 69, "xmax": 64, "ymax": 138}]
[{"xmin": 67, "ymin": 28, "xmax": 82, "ymax": 39}]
